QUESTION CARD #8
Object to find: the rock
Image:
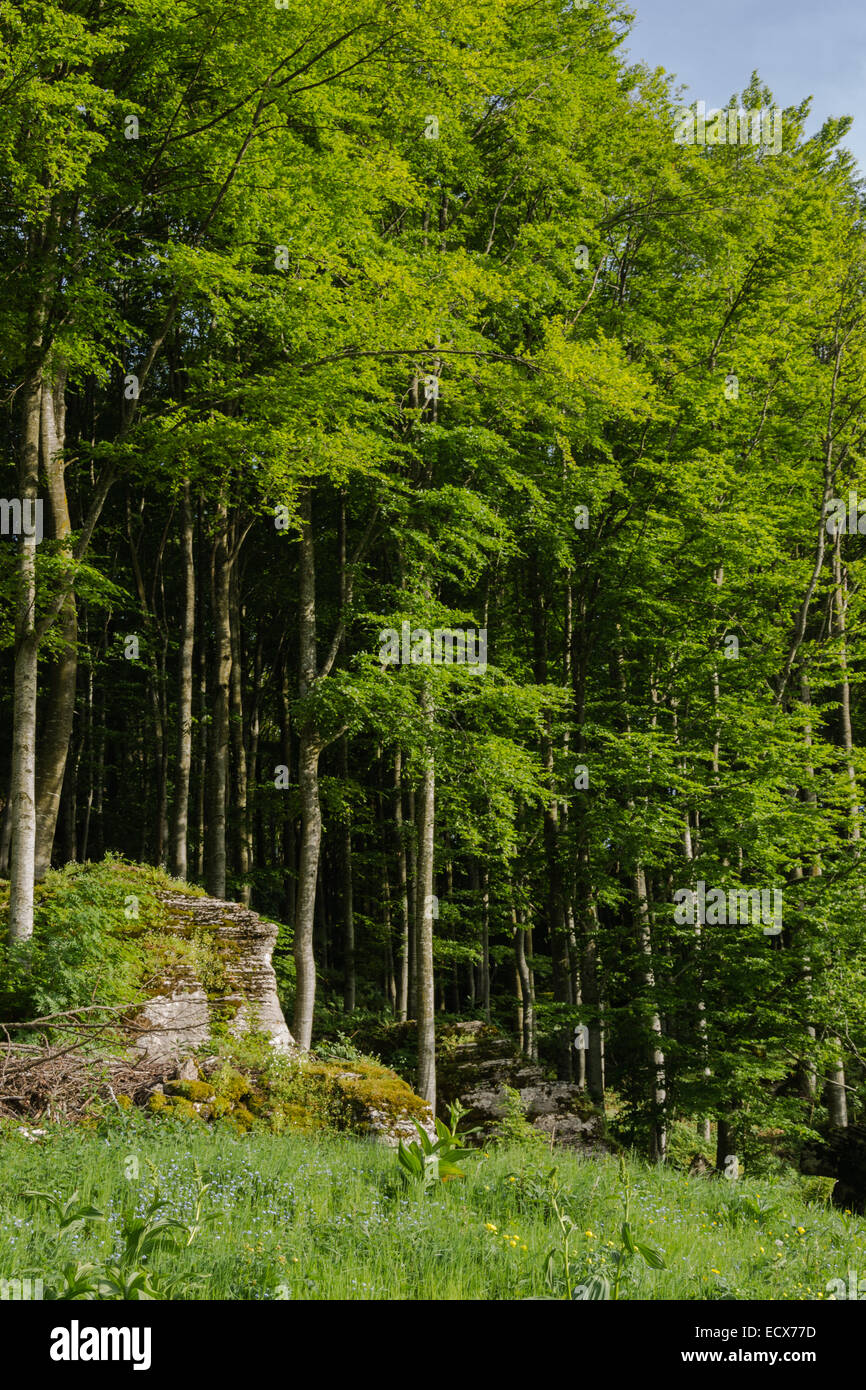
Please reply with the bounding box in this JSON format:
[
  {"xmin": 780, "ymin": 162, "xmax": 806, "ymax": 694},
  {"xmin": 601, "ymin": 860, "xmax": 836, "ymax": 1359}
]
[
  {"xmin": 133, "ymin": 979, "xmax": 210, "ymax": 1061},
  {"xmin": 174, "ymin": 1058, "xmax": 199, "ymax": 1082},
  {"xmin": 130, "ymin": 891, "xmax": 294, "ymax": 1062},
  {"xmin": 437, "ymin": 1020, "xmax": 609, "ymax": 1154},
  {"xmin": 307, "ymin": 1058, "xmax": 436, "ymax": 1147}
]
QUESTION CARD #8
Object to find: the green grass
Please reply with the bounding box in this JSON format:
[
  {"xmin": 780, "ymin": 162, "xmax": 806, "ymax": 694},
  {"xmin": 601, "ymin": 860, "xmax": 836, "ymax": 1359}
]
[{"xmin": 1, "ymin": 1116, "xmax": 863, "ymax": 1300}]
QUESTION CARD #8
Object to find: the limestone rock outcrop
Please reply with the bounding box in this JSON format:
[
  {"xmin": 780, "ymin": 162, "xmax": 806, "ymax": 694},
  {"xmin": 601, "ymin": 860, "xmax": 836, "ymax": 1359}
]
[
  {"xmin": 436, "ymin": 1020, "xmax": 609, "ymax": 1153},
  {"xmin": 131, "ymin": 892, "xmax": 293, "ymax": 1061}
]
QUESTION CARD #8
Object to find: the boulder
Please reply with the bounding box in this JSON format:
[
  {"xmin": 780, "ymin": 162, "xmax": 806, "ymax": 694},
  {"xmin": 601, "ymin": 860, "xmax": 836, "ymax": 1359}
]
[
  {"xmin": 130, "ymin": 891, "xmax": 293, "ymax": 1062},
  {"xmin": 437, "ymin": 1020, "xmax": 609, "ymax": 1153}
]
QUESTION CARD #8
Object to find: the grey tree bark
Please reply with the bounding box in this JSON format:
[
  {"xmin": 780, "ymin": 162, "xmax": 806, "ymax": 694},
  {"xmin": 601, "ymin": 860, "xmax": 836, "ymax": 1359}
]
[{"xmin": 171, "ymin": 480, "xmax": 195, "ymax": 881}]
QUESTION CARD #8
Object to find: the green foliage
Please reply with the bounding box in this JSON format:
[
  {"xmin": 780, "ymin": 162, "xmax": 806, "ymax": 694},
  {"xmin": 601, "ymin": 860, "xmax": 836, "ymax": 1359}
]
[
  {"xmin": 495, "ymin": 1086, "xmax": 549, "ymax": 1154},
  {"xmin": 397, "ymin": 1100, "xmax": 479, "ymax": 1190},
  {"xmin": 23, "ymin": 1171, "xmax": 214, "ymax": 1299},
  {"xmin": 2, "ymin": 0, "xmax": 866, "ymax": 1179},
  {"xmin": 1, "ymin": 1125, "xmax": 863, "ymax": 1300},
  {"xmin": 314, "ymin": 1031, "xmax": 378, "ymax": 1065}
]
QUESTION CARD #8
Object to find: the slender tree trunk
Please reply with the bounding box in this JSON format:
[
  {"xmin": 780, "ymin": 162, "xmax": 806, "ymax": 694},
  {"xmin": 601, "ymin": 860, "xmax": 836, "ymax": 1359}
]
[
  {"xmin": 824, "ymin": 539, "xmax": 853, "ymax": 1127},
  {"xmin": 34, "ymin": 367, "xmax": 78, "ymax": 879},
  {"xmin": 531, "ymin": 559, "xmax": 572, "ymax": 1078},
  {"xmin": 8, "ymin": 351, "xmax": 44, "ymax": 942},
  {"xmin": 394, "ymin": 750, "xmax": 410, "ymax": 1021},
  {"xmin": 171, "ymin": 480, "xmax": 195, "ymax": 880},
  {"xmin": 340, "ymin": 735, "xmax": 355, "ymax": 1013},
  {"xmin": 294, "ymin": 729, "xmax": 322, "ymax": 1049},
  {"xmin": 715, "ymin": 1117, "xmax": 734, "ymax": 1176},
  {"xmin": 480, "ymin": 865, "xmax": 491, "ymax": 1021},
  {"xmin": 94, "ymin": 678, "xmax": 106, "ymax": 860},
  {"xmin": 79, "ymin": 660, "xmax": 94, "ymax": 862},
  {"xmin": 229, "ymin": 557, "xmax": 250, "ymax": 902},
  {"xmin": 247, "ymin": 635, "xmax": 263, "ymax": 900},
  {"xmin": 279, "ymin": 653, "xmax": 296, "ymax": 924},
  {"xmin": 206, "ymin": 506, "xmax": 232, "ymax": 898},
  {"xmin": 513, "ymin": 906, "xmax": 535, "ymax": 1058},
  {"xmin": 415, "ymin": 685, "xmax": 436, "ymax": 1107},
  {"xmin": 636, "ymin": 864, "xmax": 667, "ymax": 1161},
  {"xmin": 407, "ymin": 786, "xmax": 418, "ymax": 1020},
  {"xmin": 293, "ymin": 489, "xmax": 321, "ymax": 1050}
]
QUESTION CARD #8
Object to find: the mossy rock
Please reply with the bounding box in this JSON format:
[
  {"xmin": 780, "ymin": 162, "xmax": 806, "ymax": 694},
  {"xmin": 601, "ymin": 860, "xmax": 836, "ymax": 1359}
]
[
  {"xmin": 203, "ymin": 1095, "xmax": 233, "ymax": 1120},
  {"xmin": 147, "ymin": 1092, "xmax": 169, "ymax": 1113},
  {"xmin": 168, "ymin": 1096, "xmax": 203, "ymax": 1122},
  {"xmin": 212, "ymin": 1065, "xmax": 252, "ymax": 1103},
  {"xmin": 300, "ymin": 1057, "xmax": 430, "ymax": 1133},
  {"xmin": 279, "ymin": 1102, "xmax": 324, "ymax": 1134},
  {"xmin": 115, "ymin": 1093, "xmax": 133, "ymax": 1110},
  {"xmin": 245, "ymin": 1089, "xmax": 272, "ymax": 1117},
  {"xmin": 230, "ymin": 1104, "xmax": 256, "ymax": 1133},
  {"xmin": 165, "ymin": 1079, "xmax": 215, "ymax": 1102},
  {"xmin": 800, "ymin": 1175, "xmax": 837, "ymax": 1207}
]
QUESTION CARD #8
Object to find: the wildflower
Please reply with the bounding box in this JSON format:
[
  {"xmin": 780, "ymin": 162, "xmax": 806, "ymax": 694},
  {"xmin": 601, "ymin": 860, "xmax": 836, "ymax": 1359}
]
[
  {"xmin": 710, "ymin": 1268, "xmax": 720, "ymax": 1275},
  {"xmin": 485, "ymin": 1222, "xmax": 497, "ymax": 1232},
  {"xmin": 585, "ymin": 1230, "xmax": 595, "ymax": 1239},
  {"xmin": 797, "ymin": 1227, "xmax": 805, "ymax": 1235}
]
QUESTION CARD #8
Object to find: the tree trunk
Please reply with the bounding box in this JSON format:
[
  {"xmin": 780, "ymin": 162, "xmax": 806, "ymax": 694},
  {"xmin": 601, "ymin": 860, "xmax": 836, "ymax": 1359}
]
[
  {"xmin": 292, "ymin": 488, "xmax": 321, "ymax": 1050},
  {"xmin": 415, "ymin": 685, "xmax": 436, "ymax": 1107},
  {"xmin": 8, "ymin": 353, "xmax": 44, "ymax": 943},
  {"xmin": 513, "ymin": 906, "xmax": 535, "ymax": 1058},
  {"xmin": 229, "ymin": 556, "xmax": 250, "ymax": 902},
  {"xmin": 279, "ymin": 653, "xmax": 296, "ymax": 925},
  {"xmin": 171, "ymin": 480, "xmax": 195, "ymax": 880},
  {"xmin": 340, "ymin": 735, "xmax": 355, "ymax": 1013},
  {"xmin": 294, "ymin": 728, "xmax": 322, "ymax": 1049},
  {"xmin": 394, "ymin": 750, "xmax": 410, "ymax": 1021},
  {"xmin": 407, "ymin": 786, "xmax": 418, "ymax": 1020},
  {"xmin": 206, "ymin": 506, "xmax": 232, "ymax": 898},
  {"xmin": 34, "ymin": 367, "xmax": 78, "ymax": 879}
]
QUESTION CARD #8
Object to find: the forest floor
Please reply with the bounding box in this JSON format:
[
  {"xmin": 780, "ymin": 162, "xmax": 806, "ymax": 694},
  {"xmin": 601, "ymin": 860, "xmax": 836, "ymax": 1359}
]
[{"xmin": 1, "ymin": 1117, "xmax": 863, "ymax": 1300}]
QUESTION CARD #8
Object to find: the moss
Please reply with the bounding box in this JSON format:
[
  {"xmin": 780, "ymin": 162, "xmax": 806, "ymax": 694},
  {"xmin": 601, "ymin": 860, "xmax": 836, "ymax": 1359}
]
[
  {"xmin": 246, "ymin": 1089, "xmax": 272, "ymax": 1117},
  {"xmin": 212, "ymin": 1065, "xmax": 252, "ymax": 1103},
  {"xmin": 115, "ymin": 1093, "xmax": 132, "ymax": 1110},
  {"xmin": 165, "ymin": 1079, "xmax": 214, "ymax": 1102},
  {"xmin": 297, "ymin": 1056, "xmax": 428, "ymax": 1133},
  {"xmin": 139, "ymin": 1043, "xmax": 427, "ymax": 1140},
  {"xmin": 167, "ymin": 1096, "xmax": 202, "ymax": 1122},
  {"xmin": 280, "ymin": 1103, "xmax": 323, "ymax": 1133},
  {"xmin": 204, "ymin": 1095, "xmax": 233, "ymax": 1120}
]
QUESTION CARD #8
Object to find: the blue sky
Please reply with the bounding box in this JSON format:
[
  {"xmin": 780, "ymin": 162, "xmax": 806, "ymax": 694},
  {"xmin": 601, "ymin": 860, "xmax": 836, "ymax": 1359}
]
[{"xmin": 621, "ymin": 0, "xmax": 866, "ymax": 176}]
